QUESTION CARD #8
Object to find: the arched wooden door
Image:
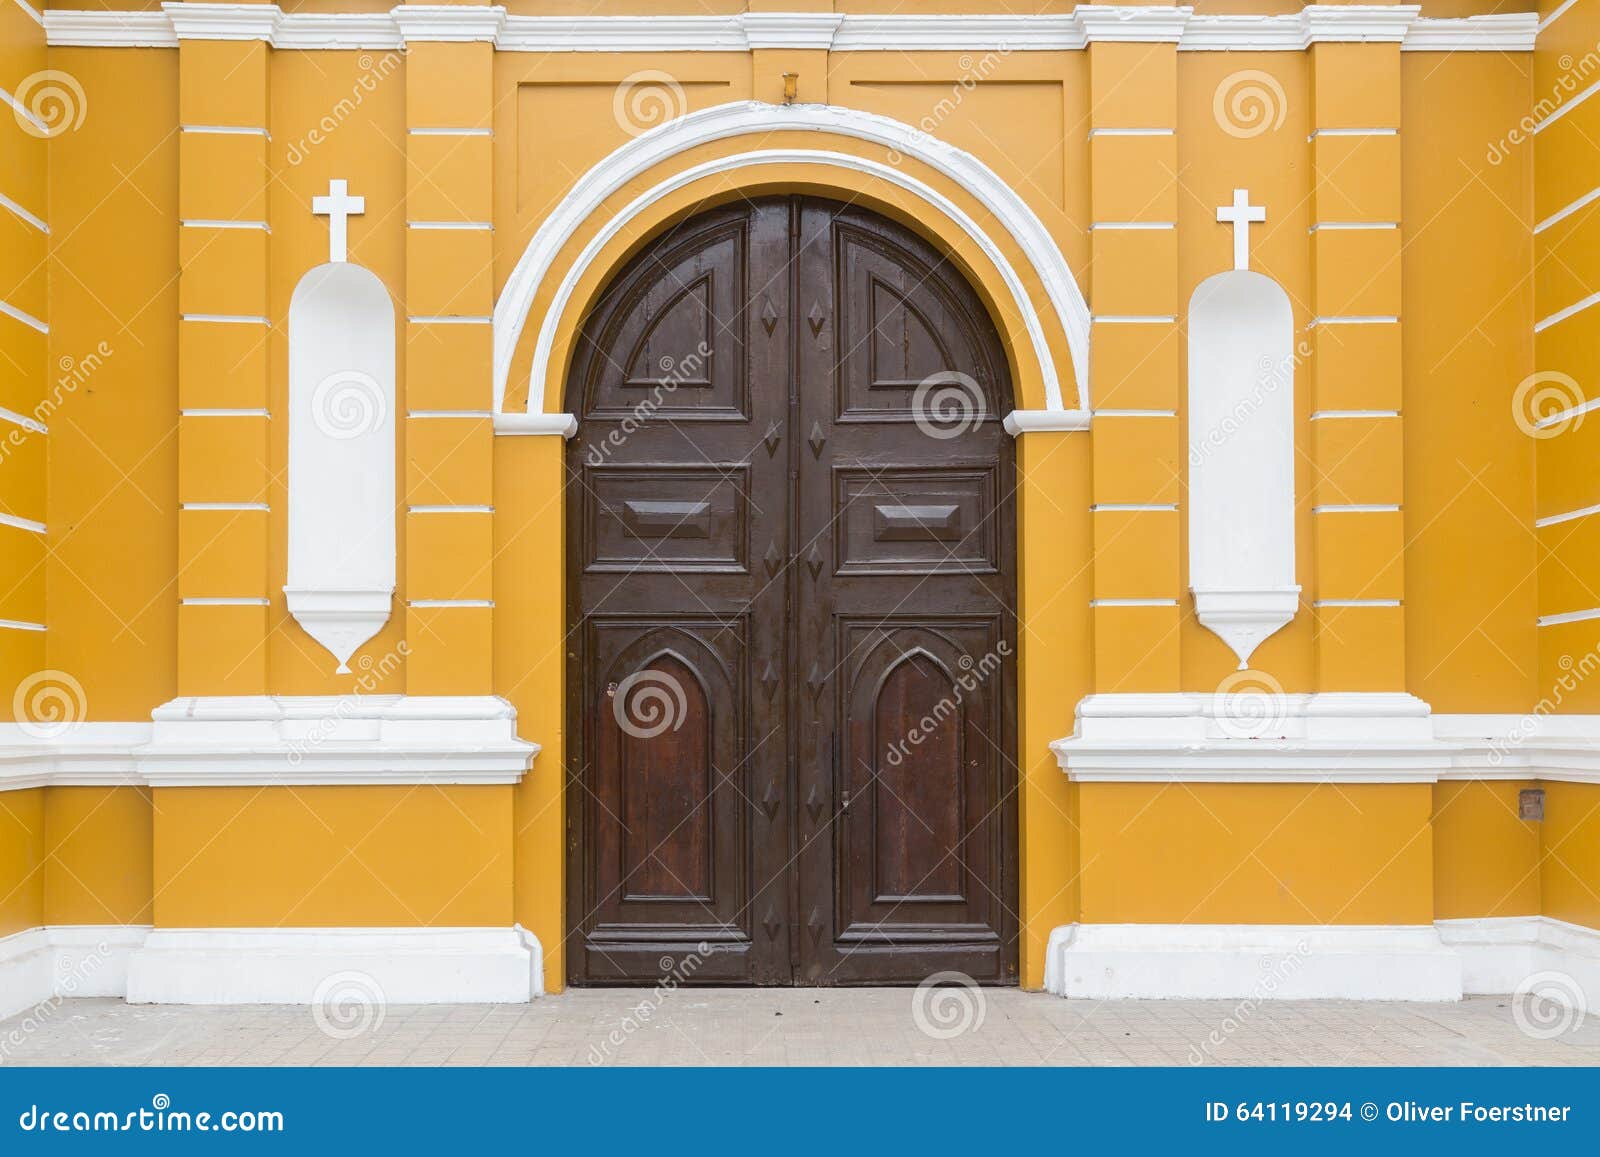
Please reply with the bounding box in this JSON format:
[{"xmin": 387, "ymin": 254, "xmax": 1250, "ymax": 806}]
[{"xmin": 566, "ymin": 196, "xmax": 1018, "ymax": 986}]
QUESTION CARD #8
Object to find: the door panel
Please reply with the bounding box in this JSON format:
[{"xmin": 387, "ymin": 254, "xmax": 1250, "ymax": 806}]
[{"xmin": 567, "ymin": 196, "xmax": 1017, "ymax": 987}]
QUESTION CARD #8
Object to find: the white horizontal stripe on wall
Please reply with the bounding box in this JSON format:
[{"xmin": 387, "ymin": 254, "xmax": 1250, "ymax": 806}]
[
  {"xmin": 181, "ymin": 502, "xmax": 269, "ymax": 512},
  {"xmin": 408, "ymin": 127, "xmax": 492, "ymax": 137},
  {"xmin": 181, "ymin": 598, "xmax": 269, "ymax": 607},
  {"xmin": 0, "ymin": 191, "xmax": 47, "ymax": 234},
  {"xmin": 408, "ymin": 410, "xmax": 492, "ymax": 419},
  {"xmin": 1309, "ymin": 222, "xmax": 1397, "ymax": 232},
  {"xmin": 180, "ymin": 409, "xmax": 270, "ymax": 418},
  {"xmin": 409, "ymin": 505, "xmax": 494, "ymax": 514},
  {"xmin": 1092, "ymin": 409, "xmax": 1176, "ymax": 418},
  {"xmin": 1539, "ymin": 608, "xmax": 1600, "ymax": 627},
  {"xmin": 407, "ymin": 221, "xmax": 493, "ymax": 230},
  {"xmin": 0, "ymin": 301, "xmax": 47, "ymax": 334},
  {"xmin": 1091, "ymin": 504, "xmax": 1178, "ymax": 512},
  {"xmin": 1310, "ymin": 410, "xmax": 1401, "ymax": 420},
  {"xmin": 1312, "ymin": 504, "xmax": 1401, "ymax": 513},
  {"xmin": 1307, "ymin": 128, "xmax": 1397, "ymax": 139},
  {"xmin": 407, "ymin": 316, "xmax": 491, "ymax": 325},
  {"xmin": 1535, "ymin": 186, "xmax": 1600, "ymax": 234},
  {"xmin": 1093, "ymin": 315, "xmax": 1176, "ymax": 324},
  {"xmin": 1087, "ymin": 128, "xmax": 1174, "ymax": 138},
  {"xmin": 0, "ymin": 513, "xmax": 46, "ymax": 534},
  {"xmin": 1308, "ymin": 316, "xmax": 1399, "ymax": 327},
  {"xmin": 409, "ymin": 599, "xmax": 494, "ymax": 608},
  {"xmin": 182, "ymin": 219, "xmax": 270, "ymax": 231},
  {"xmin": 1541, "ymin": 0, "xmax": 1581, "ymax": 32},
  {"xmin": 1534, "ymin": 396, "xmax": 1600, "ymax": 431},
  {"xmin": 0, "ymin": 406, "xmax": 46, "ymax": 434},
  {"xmin": 1535, "ymin": 290, "xmax": 1600, "ymax": 334},
  {"xmin": 1089, "ymin": 222, "xmax": 1175, "ymax": 230},
  {"xmin": 1314, "ymin": 599, "xmax": 1401, "ymax": 608},
  {"xmin": 0, "ymin": 618, "xmax": 45, "ymax": 632},
  {"xmin": 182, "ymin": 314, "xmax": 270, "ymax": 325},
  {"xmin": 1536, "ymin": 502, "xmax": 1600, "ymax": 529},
  {"xmin": 181, "ymin": 125, "xmax": 269, "ymax": 137},
  {"xmin": 1090, "ymin": 598, "xmax": 1178, "ymax": 607},
  {"xmin": 1532, "ymin": 76, "xmax": 1600, "ymax": 134}
]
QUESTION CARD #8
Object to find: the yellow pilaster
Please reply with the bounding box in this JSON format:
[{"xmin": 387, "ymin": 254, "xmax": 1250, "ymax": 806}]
[
  {"xmin": 1309, "ymin": 42, "xmax": 1406, "ymax": 690},
  {"xmin": 176, "ymin": 38, "xmax": 272, "ymax": 695},
  {"xmin": 1086, "ymin": 41, "xmax": 1181, "ymax": 690},
  {"xmin": 403, "ymin": 39, "xmax": 496, "ymax": 695}
]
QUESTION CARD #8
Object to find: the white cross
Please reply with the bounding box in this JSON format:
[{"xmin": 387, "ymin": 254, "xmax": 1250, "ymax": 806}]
[
  {"xmin": 1216, "ymin": 188, "xmax": 1266, "ymax": 272},
  {"xmin": 312, "ymin": 178, "xmax": 365, "ymax": 263}
]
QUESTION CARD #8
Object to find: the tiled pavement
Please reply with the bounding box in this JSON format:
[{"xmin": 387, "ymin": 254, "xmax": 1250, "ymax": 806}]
[{"xmin": 2, "ymin": 990, "xmax": 1597, "ymax": 1067}]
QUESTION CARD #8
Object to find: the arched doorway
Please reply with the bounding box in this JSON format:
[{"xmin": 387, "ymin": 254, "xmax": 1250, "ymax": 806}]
[{"xmin": 565, "ymin": 196, "xmax": 1018, "ymax": 986}]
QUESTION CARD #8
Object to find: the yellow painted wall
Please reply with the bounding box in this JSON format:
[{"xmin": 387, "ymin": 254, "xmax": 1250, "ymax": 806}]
[
  {"xmin": 1542, "ymin": 781, "xmax": 1600, "ymax": 929},
  {"xmin": 1432, "ymin": 781, "xmax": 1541, "ymax": 920},
  {"xmin": 1080, "ymin": 783, "xmax": 1436, "ymax": 925},
  {"xmin": 0, "ymin": 789, "xmax": 45, "ymax": 938},
  {"xmin": 43, "ymin": 786, "xmax": 153, "ymax": 926},
  {"xmin": 151, "ymin": 785, "xmax": 514, "ymax": 928}
]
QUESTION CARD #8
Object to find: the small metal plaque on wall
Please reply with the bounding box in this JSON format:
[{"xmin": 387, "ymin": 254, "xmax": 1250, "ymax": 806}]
[{"xmin": 1519, "ymin": 788, "xmax": 1545, "ymax": 821}]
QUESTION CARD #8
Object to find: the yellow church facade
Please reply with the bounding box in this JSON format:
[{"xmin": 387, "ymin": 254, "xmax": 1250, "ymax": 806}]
[{"xmin": 2, "ymin": 0, "xmax": 1599, "ymax": 1009}]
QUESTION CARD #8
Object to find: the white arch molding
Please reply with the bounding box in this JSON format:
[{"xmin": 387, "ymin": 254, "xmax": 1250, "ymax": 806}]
[{"xmin": 491, "ymin": 101, "xmax": 1092, "ymax": 433}]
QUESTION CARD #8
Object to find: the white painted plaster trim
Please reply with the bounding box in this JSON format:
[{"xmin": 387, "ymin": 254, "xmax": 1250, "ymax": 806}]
[
  {"xmin": 182, "ymin": 502, "xmax": 270, "ymax": 512},
  {"xmin": 1312, "ymin": 503, "xmax": 1400, "ymax": 513},
  {"xmin": 1057, "ymin": 696, "xmax": 1600, "ymax": 784},
  {"xmin": 494, "ymin": 111, "xmax": 1090, "ymax": 423},
  {"xmin": 493, "ymin": 412, "xmax": 579, "ymax": 437},
  {"xmin": 407, "ymin": 221, "xmax": 493, "ymax": 231},
  {"xmin": 0, "ymin": 699, "xmax": 537, "ymax": 790},
  {"xmin": 496, "ymin": 112, "xmax": 1088, "ymax": 425},
  {"xmin": 1089, "ymin": 221, "xmax": 1175, "ymax": 230},
  {"xmin": 0, "ymin": 618, "xmax": 45, "ymax": 633},
  {"xmin": 408, "ymin": 127, "xmax": 492, "ymax": 137},
  {"xmin": 1090, "ymin": 598, "xmax": 1178, "ymax": 607},
  {"xmin": 0, "ymin": 512, "xmax": 46, "ymax": 534},
  {"xmin": 1087, "ymin": 127, "xmax": 1173, "ymax": 137},
  {"xmin": 409, "ymin": 505, "xmax": 494, "ymax": 514},
  {"xmin": 1093, "ymin": 409, "xmax": 1176, "ymax": 418},
  {"xmin": 1438, "ymin": 917, "xmax": 1600, "ymax": 1008},
  {"xmin": 1310, "ymin": 409, "xmax": 1399, "ymax": 419},
  {"xmin": 45, "ymin": 7, "xmax": 1538, "ymax": 52},
  {"xmin": 0, "ymin": 300, "xmax": 47, "ymax": 335},
  {"xmin": 1536, "ymin": 186, "xmax": 1600, "ymax": 235},
  {"xmin": 180, "ymin": 597, "xmax": 269, "ymax": 606},
  {"xmin": 1532, "ymin": 74, "xmax": 1600, "ymax": 134},
  {"xmin": 126, "ymin": 927, "xmax": 543, "ymax": 1004},
  {"xmin": 1309, "ymin": 221, "xmax": 1397, "ymax": 231},
  {"xmin": 0, "ymin": 191, "xmax": 47, "ymax": 235},
  {"xmin": 10, "ymin": 0, "xmax": 42, "ymax": 28},
  {"xmin": 1535, "ymin": 289, "xmax": 1600, "ymax": 334},
  {"xmin": 0, "ymin": 926, "xmax": 150, "ymax": 1023},
  {"xmin": 1045, "ymin": 923, "xmax": 1462, "ymax": 1001},
  {"xmin": 180, "ymin": 408, "xmax": 269, "ymax": 417},
  {"xmin": 1091, "ymin": 503, "xmax": 1178, "ymax": 512},
  {"xmin": 409, "ymin": 599, "xmax": 495, "ymax": 608},
  {"xmin": 1314, "ymin": 598, "xmax": 1400, "ymax": 607},
  {"xmin": 0, "ymin": 406, "xmax": 46, "ymax": 433},
  {"xmin": 182, "ymin": 314, "xmax": 271, "ymax": 326},
  {"xmin": 182, "ymin": 219, "xmax": 270, "ymax": 231},
  {"xmin": 1541, "ymin": 0, "xmax": 1581, "ymax": 33},
  {"xmin": 180, "ymin": 125, "xmax": 269, "ymax": 137},
  {"xmin": 1002, "ymin": 409, "xmax": 1091, "ymax": 435},
  {"xmin": 1093, "ymin": 314, "xmax": 1176, "ymax": 324},
  {"xmin": 1535, "ymin": 501, "xmax": 1600, "ymax": 529},
  {"xmin": 1537, "ymin": 607, "xmax": 1600, "ymax": 627},
  {"xmin": 409, "ymin": 315, "xmax": 491, "ymax": 325}
]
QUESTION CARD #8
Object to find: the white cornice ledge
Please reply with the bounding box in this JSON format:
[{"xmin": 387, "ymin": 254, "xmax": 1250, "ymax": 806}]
[
  {"xmin": 493, "ymin": 411, "xmax": 579, "ymax": 437},
  {"xmin": 740, "ymin": 11, "xmax": 845, "ymax": 50},
  {"xmin": 0, "ymin": 695, "xmax": 538, "ymax": 789},
  {"xmin": 1057, "ymin": 695, "xmax": 1600, "ymax": 784},
  {"xmin": 161, "ymin": 1, "xmax": 280, "ymax": 42},
  {"xmin": 1003, "ymin": 409, "xmax": 1092, "ymax": 435},
  {"xmin": 391, "ymin": 4, "xmax": 505, "ymax": 43},
  {"xmin": 45, "ymin": 6, "xmax": 1541, "ymax": 53}
]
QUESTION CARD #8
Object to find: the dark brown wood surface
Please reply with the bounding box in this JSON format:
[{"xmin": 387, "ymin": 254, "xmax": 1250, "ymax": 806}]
[{"xmin": 566, "ymin": 197, "xmax": 1018, "ymax": 986}]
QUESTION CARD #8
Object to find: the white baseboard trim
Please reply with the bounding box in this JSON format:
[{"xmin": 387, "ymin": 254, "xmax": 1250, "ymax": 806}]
[
  {"xmin": 1045, "ymin": 923, "xmax": 1463, "ymax": 1000},
  {"xmin": 0, "ymin": 925, "xmax": 150, "ymax": 1022},
  {"xmin": 1046, "ymin": 917, "xmax": 1600, "ymax": 1001},
  {"xmin": 125, "ymin": 926, "xmax": 544, "ymax": 1005},
  {"xmin": 1, "ymin": 925, "xmax": 544, "ymax": 1018},
  {"xmin": 1437, "ymin": 915, "xmax": 1600, "ymax": 1007}
]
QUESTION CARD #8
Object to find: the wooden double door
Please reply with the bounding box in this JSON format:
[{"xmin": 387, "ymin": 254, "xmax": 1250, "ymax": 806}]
[{"xmin": 566, "ymin": 196, "xmax": 1017, "ymax": 986}]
